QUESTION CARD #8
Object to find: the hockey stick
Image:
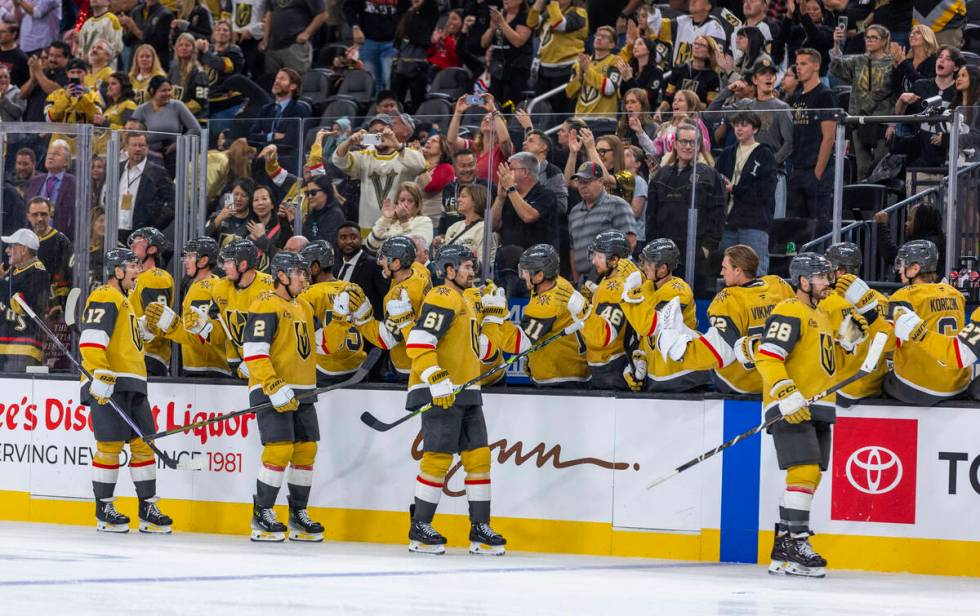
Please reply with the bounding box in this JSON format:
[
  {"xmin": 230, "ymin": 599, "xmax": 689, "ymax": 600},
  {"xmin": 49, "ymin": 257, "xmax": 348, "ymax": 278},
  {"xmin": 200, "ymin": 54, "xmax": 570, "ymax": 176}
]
[
  {"xmin": 359, "ymin": 319, "xmax": 586, "ymax": 432},
  {"xmin": 64, "ymin": 287, "xmax": 81, "ymax": 327},
  {"xmin": 645, "ymin": 331, "xmax": 888, "ymax": 490},
  {"xmin": 144, "ymin": 347, "xmax": 383, "ymax": 441},
  {"xmin": 13, "ymin": 293, "xmax": 203, "ymax": 471}
]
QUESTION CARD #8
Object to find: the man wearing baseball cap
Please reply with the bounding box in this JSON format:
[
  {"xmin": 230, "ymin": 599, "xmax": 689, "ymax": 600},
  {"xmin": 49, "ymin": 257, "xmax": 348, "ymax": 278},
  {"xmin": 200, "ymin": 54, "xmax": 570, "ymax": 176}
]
[
  {"xmin": 567, "ymin": 161, "xmax": 634, "ymax": 283},
  {"xmin": 0, "ymin": 228, "xmax": 50, "ymax": 371}
]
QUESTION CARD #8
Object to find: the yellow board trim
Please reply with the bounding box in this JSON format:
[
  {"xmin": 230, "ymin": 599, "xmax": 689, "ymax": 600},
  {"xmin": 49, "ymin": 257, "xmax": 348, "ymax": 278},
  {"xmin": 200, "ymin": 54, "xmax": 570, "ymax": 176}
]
[{"xmin": 2, "ymin": 491, "xmax": 978, "ymax": 576}]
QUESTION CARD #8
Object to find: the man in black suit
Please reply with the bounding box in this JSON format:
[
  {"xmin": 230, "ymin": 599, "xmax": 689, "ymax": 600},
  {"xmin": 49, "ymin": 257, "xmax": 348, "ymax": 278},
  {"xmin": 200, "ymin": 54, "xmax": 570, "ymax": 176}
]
[
  {"xmin": 248, "ymin": 68, "xmax": 312, "ymax": 178},
  {"xmin": 334, "ymin": 221, "xmax": 387, "ymax": 320},
  {"xmin": 117, "ymin": 132, "xmax": 175, "ymax": 244}
]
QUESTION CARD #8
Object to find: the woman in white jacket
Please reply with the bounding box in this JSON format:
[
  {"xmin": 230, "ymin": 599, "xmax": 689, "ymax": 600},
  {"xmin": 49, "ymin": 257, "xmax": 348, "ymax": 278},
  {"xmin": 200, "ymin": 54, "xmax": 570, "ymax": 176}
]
[
  {"xmin": 365, "ymin": 182, "xmax": 434, "ymax": 254},
  {"xmin": 443, "ymin": 183, "xmax": 494, "ymax": 267}
]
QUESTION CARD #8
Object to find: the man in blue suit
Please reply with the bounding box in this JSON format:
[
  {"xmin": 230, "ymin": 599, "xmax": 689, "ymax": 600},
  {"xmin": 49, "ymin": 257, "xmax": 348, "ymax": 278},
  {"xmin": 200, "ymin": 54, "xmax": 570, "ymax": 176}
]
[{"xmin": 249, "ymin": 68, "xmax": 311, "ymax": 177}]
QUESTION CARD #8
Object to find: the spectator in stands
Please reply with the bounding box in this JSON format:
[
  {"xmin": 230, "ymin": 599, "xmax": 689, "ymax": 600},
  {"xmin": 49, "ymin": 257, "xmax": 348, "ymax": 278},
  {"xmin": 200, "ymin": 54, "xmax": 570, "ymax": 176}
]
[
  {"xmin": 301, "ymin": 175, "xmax": 345, "ymax": 249},
  {"xmin": 0, "ymin": 20, "xmax": 28, "ymax": 87},
  {"xmin": 646, "ymin": 122, "xmax": 725, "ymax": 295},
  {"xmin": 624, "ymin": 145, "xmax": 648, "ymax": 245},
  {"xmin": 717, "ymin": 111, "xmax": 777, "ymax": 275},
  {"xmin": 650, "ymin": 90, "xmax": 711, "ymax": 161},
  {"xmin": 444, "ymin": 183, "xmax": 493, "ymax": 265},
  {"xmin": 23, "ymin": 139, "xmax": 75, "ymax": 237},
  {"xmin": 248, "ymin": 68, "xmax": 310, "ymax": 176},
  {"xmin": 391, "ymin": 0, "xmax": 438, "ymax": 114},
  {"xmin": 231, "ymin": 0, "xmax": 265, "ymax": 78},
  {"xmin": 874, "ymin": 203, "xmax": 945, "ymax": 271},
  {"xmin": 248, "ymin": 184, "xmax": 289, "ymax": 266},
  {"xmin": 87, "ymin": 206, "xmax": 106, "ymax": 289},
  {"xmin": 620, "ymin": 38, "xmax": 665, "ymax": 115},
  {"xmin": 91, "ymin": 156, "xmax": 106, "ymax": 209},
  {"xmin": 427, "ymin": 10, "xmax": 462, "ymax": 72},
  {"xmin": 567, "ymin": 161, "xmax": 634, "ymax": 283},
  {"xmin": 44, "ymin": 58, "xmax": 104, "ymax": 126},
  {"xmin": 726, "ymin": 26, "xmax": 771, "ymax": 85},
  {"xmin": 830, "ymin": 24, "xmax": 895, "ymax": 179},
  {"xmin": 649, "ymin": 0, "xmax": 728, "ymax": 67},
  {"xmin": 25, "ymin": 197, "xmax": 72, "ymax": 306},
  {"xmin": 436, "ymin": 149, "xmax": 487, "ymax": 239},
  {"xmin": 0, "ymin": 228, "xmax": 48, "ymax": 372},
  {"xmin": 781, "ymin": 0, "xmax": 834, "ymax": 80},
  {"xmin": 391, "ymin": 112, "xmax": 416, "ymax": 145},
  {"xmin": 566, "ymin": 25, "xmax": 625, "ymax": 130},
  {"xmin": 20, "ymin": 42, "xmax": 68, "ymax": 124},
  {"xmin": 331, "ymin": 114, "xmax": 427, "ymax": 232},
  {"xmin": 168, "ymin": 32, "xmax": 209, "ymax": 120},
  {"xmin": 521, "ymin": 128, "xmax": 568, "ymax": 216},
  {"xmin": 260, "ymin": 0, "xmax": 326, "ymax": 76},
  {"xmin": 731, "ymin": 0, "xmax": 782, "ymax": 66},
  {"xmin": 98, "ymin": 72, "xmax": 137, "ymax": 129},
  {"xmin": 894, "ymin": 46, "xmax": 964, "ymax": 168},
  {"xmin": 84, "ymin": 39, "xmax": 114, "ymax": 92},
  {"xmin": 116, "ymin": 131, "xmax": 175, "ymax": 242},
  {"xmin": 1, "ymin": 180, "xmax": 24, "ymax": 236},
  {"xmin": 594, "ymin": 133, "xmax": 636, "ymax": 204},
  {"xmin": 345, "ymin": 0, "xmax": 401, "ymax": 93},
  {"xmin": 950, "ymin": 65, "xmax": 980, "ymax": 158},
  {"xmin": 78, "ymin": 0, "xmax": 123, "ymax": 62},
  {"xmin": 618, "ymin": 88, "xmax": 658, "ymax": 146},
  {"xmin": 121, "ymin": 0, "xmax": 175, "ymax": 69},
  {"xmin": 171, "ymin": 0, "xmax": 213, "ymax": 41},
  {"xmin": 417, "ymin": 134, "xmax": 455, "ymax": 228},
  {"xmin": 128, "ymin": 44, "xmax": 167, "ymax": 104},
  {"xmin": 132, "ymin": 75, "xmax": 202, "ymax": 168},
  {"xmin": 446, "ymin": 93, "xmax": 514, "ymax": 183},
  {"xmin": 659, "ymin": 34, "xmax": 723, "ymax": 114},
  {"xmin": 786, "ymin": 47, "xmax": 836, "ymax": 236},
  {"xmin": 9, "ymin": 149, "xmax": 35, "ymax": 196},
  {"xmin": 364, "ymin": 181, "xmax": 434, "ymax": 254},
  {"xmin": 0, "ymin": 65, "xmax": 25, "ymax": 122},
  {"xmin": 481, "ymin": 0, "xmax": 533, "ymax": 108},
  {"xmin": 527, "ymin": 0, "xmax": 588, "ymax": 115},
  {"xmin": 206, "ymin": 176, "xmax": 255, "ymax": 246},
  {"xmin": 779, "ymin": 64, "xmax": 799, "ymax": 100},
  {"xmin": 491, "ymin": 152, "xmax": 559, "ymax": 252},
  {"xmin": 16, "ymin": 0, "xmax": 61, "ymax": 55},
  {"xmin": 334, "ymin": 220, "xmax": 387, "ymax": 318},
  {"xmin": 890, "ymin": 24, "xmax": 938, "ymax": 99}
]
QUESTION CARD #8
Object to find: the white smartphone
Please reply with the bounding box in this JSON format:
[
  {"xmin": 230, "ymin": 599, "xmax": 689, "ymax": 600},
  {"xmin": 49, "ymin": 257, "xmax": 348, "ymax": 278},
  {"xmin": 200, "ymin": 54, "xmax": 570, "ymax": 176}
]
[{"xmin": 361, "ymin": 133, "xmax": 381, "ymax": 147}]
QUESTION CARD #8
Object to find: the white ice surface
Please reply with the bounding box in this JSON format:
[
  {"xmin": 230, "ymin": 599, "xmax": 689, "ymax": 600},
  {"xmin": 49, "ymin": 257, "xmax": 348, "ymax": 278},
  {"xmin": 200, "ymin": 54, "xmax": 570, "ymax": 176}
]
[{"xmin": 2, "ymin": 522, "xmax": 978, "ymax": 615}]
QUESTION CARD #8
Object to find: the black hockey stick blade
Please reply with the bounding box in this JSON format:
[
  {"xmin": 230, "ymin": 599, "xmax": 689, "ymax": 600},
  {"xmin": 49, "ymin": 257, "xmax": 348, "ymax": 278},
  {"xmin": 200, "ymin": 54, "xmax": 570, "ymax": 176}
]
[{"xmin": 146, "ymin": 347, "xmax": 383, "ymax": 441}]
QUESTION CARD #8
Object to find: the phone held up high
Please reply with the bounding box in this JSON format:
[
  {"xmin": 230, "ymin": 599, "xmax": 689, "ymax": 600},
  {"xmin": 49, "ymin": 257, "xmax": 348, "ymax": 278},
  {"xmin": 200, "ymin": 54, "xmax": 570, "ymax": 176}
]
[{"xmin": 361, "ymin": 133, "xmax": 381, "ymax": 147}]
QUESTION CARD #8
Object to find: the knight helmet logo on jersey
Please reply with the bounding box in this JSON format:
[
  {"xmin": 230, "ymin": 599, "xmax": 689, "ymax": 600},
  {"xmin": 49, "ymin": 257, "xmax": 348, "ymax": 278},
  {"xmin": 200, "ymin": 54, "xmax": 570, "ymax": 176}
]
[
  {"xmin": 831, "ymin": 417, "xmax": 918, "ymax": 524},
  {"xmin": 294, "ymin": 321, "xmax": 312, "ymax": 360}
]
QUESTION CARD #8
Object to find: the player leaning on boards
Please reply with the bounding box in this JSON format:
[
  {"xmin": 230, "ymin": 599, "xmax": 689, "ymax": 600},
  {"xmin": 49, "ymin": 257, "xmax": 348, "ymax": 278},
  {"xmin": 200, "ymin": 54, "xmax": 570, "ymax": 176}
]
[
  {"xmin": 756, "ymin": 253, "xmax": 871, "ymax": 578},
  {"xmin": 243, "ymin": 251, "xmax": 324, "ymax": 543},
  {"xmin": 836, "ymin": 239, "xmax": 970, "ymax": 406},
  {"xmin": 79, "ymin": 248, "xmax": 173, "ymax": 534},
  {"xmin": 143, "ymin": 237, "xmax": 232, "ymax": 378},
  {"xmin": 403, "ymin": 244, "xmax": 507, "ymax": 556},
  {"xmin": 126, "ymin": 227, "xmax": 175, "ymax": 376}
]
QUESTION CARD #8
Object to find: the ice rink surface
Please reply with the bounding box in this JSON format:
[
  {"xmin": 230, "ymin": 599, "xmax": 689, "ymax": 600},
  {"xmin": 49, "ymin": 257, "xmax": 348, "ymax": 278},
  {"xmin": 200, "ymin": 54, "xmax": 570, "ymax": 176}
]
[{"xmin": 2, "ymin": 522, "xmax": 978, "ymax": 615}]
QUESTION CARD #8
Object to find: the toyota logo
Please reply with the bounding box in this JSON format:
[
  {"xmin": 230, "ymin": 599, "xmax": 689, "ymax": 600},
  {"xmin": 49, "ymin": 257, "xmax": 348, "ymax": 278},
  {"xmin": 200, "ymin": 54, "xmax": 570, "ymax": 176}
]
[{"xmin": 845, "ymin": 446, "xmax": 903, "ymax": 495}]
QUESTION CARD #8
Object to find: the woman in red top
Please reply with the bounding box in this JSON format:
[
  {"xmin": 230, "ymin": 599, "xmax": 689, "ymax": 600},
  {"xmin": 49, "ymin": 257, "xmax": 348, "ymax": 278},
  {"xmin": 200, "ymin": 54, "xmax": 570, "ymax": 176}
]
[
  {"xmin": 417, "ymin": 134, "xmax": 456, "ymax": 227},
  {"xmin": 427, "ymin": 11, "xmax": 462, "ymax": 70},
  {"xmin": 446, "ymin": 92, "xmax": 514, "ymax": 185}
]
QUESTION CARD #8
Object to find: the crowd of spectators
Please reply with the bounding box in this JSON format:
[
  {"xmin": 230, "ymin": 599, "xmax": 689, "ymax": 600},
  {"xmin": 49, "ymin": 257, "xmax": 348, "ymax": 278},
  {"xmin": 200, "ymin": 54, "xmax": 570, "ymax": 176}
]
[{"xmin": 0, "ymin": 0, "xmax": 978, "ymax": 368}]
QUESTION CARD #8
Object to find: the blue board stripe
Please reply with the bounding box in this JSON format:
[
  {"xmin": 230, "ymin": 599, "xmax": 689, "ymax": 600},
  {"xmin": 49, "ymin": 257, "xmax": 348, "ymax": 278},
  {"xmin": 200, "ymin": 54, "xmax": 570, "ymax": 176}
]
[{"xmin": 719, "ymin": 399, "xmax": 762, "ymax": 563}]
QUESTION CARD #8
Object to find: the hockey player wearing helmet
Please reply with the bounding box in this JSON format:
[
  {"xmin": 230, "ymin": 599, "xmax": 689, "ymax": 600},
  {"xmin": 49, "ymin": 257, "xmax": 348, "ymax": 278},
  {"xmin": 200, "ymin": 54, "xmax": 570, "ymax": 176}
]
[{"xmin": 127, "ymin": 227, "xmax": 174, "ymax": 375}]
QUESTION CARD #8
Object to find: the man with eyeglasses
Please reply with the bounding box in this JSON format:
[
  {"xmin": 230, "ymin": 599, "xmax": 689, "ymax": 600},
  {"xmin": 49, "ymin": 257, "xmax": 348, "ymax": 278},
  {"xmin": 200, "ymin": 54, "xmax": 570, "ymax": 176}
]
[
  {"xmin": 301, "ymin": 175, "xmax": 344, "ymax": 252},
  {"xmin": 830, "ymin": 24, "xmax": 895, "ymax": 180},
  {"xmin": 490, "ymin": 152, "xmax": 559, "ymax": 253}
]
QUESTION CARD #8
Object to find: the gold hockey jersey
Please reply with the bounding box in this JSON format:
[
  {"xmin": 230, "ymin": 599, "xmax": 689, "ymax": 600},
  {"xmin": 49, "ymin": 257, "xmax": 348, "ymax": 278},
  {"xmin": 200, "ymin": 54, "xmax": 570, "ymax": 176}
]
[
  {"xmin": 301, "ymin": 280, "xmax": 367, "ymax": 378},
  {"xmin": 527, "ymin": 3, "xmax": 588, "ymax": 67},
  {"xmin": 819, "ymin": 289, "xmax": 889, "ymax": 403},
  {"xmin": 518, "ymin": 276, "xmax": 589, "ymax": 385},
  {"xmin": 131, "ymin": 267, "xmax": 174, "ymax": 370},
  {"xmin": 581, "ymin": 259, "xmax": 639, "ymax": 373},
  {"xmin": 357, "ymin": 265, "xmax": 431, "ymax": 376},
  {"xmin": 158, "ymin": 275, "xmax": 230, "ymax": 376},
  {"xmin": 914, "ymin": 306, "xmax": 980, "ymax": 370},
  {"xmin": 242, "ymin": 291, "xmax": 316, "ymax": 398},
  {"xmin": 405, "ymin": 284, "xmax": 483, "ymax": 408},
  {"xmin": 566, "ymin": 51, "xmax": 627, "ymax": 117},
  {"xmin": 756, "ymin": 298, "xmax": 842, "ymax": 423},
  {"xmin": 210, "ymin": 272, "xmax": 275, "ymax": 368},
  {"xmin": 79, "ymin": 283, "xmax": 147, "ymax": 399},
  {"xmin": 464, "ymin": 286, "xmax": 506, "ymax": 386},
  {"xmin": 888, "ymin": 282, "xmax": 970, "ymax": 397}
]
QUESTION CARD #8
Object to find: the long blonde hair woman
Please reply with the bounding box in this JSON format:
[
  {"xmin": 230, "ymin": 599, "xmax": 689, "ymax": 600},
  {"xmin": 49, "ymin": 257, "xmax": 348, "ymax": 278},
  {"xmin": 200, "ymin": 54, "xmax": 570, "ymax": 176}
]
[
  {"xmin": 365, "ymin": 182, "xmax": 434, "ymax": 254},
  {"xmin": 129, "ymin": 44, "xmax": 166, "ymax": 104}
]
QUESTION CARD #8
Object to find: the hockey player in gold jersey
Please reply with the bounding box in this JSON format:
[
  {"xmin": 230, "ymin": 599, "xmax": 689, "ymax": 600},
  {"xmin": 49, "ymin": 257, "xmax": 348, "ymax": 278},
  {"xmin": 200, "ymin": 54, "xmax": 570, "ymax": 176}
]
[
  {"xmin": 352, "ymin": 236, "xmax": 430, "ymax": 380},
  {"xmin": 890, "ymin": 306, "xmax": 980, "ymax": 400},
  {"xmin": 837, "ymin": 239, "xmax": 969, "ymax": 406},
  {"xmin": 822, "ymin": 242, "xmax": 889, "ymax": 405},
  {"xmin": 127, "ymin": 227, "xmax": 174, "ymax": 375},
  {"xmin": 208, "ymin": 239, "xmax": 275, "ymax": 378},
  {"xmin": 144, "ymin": 237, "xmax": 231, "ymax": 378},
  {"xmin": 620, "ymin": 238, "xmax": 708, "ymax": 392},
  {"xmin": 243, "ymin": 251, "xmax": 323, "ymax": 542},
  {"xmin": 79, "ymin": 248, "xmax": 172, "ymax": 534},
  {"xmin": 298, "ymin": 240, "xmax": 367, "ymax": 385},
  {"xmin": 656, "ymin": 245, "xmax": 795, "ymax": 394},
  {"xmin": 756, "ymin": 253, "xmax": 868, "ymax": 578},
  {"xmin": 403, "ymin": 244, "xmax": 506, "ymax": 555}
]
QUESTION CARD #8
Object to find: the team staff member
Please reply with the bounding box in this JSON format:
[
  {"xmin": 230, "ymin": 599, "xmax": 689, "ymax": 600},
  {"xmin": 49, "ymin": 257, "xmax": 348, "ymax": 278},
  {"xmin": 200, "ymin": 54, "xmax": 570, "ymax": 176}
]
[
  {"xmin": 243, "ymin": 251, "xmax": 324, "ymax": 543},
  {"xmin": 144, "ymin": 237, "xmax": 231, "ymax": 378},
  {"xmin": 127, "ymin": 227, "xmax": 174, "ymax": 376},
  {"xmin": 0, "ymin": 229, "xmax": 50, "ymax": 371},
  {"xmin": 79, "ymin": 248, "xmax": 172, "ymax": 534},
  {"xmin": 403, "ymin": 244, "xmax": 506, "ymax": 555}
]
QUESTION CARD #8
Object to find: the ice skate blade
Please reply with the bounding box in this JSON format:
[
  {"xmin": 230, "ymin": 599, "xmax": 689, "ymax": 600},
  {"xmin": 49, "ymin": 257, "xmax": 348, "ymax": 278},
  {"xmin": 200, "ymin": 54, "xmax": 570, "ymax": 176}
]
[
  {"xmin": 408, "ymin": 541, "xmax": 446, "ymax": 555},
  {"xmin": 138, "ymin": 521, "xmax": 173, "ymax": 534},
  {"xmin": 96, "ymin": 521, "xmax": 129, "ymax": 533},
  {"xmin": 469, "ymin": 542, "xmax": 506, "ymax": 556},
  {"xmin": 784, "ymin": 562, "xmax": 826, "ymax": 578},
  {"xmin": 288, "ymin": 529, "xmax": 324, "ymax": 542},
  {"xmin": 250, "ymin": 529, "xmax": 286, "ymax": 542},
  {"xmin": 768, "ymin": 560, "xmax": 787, "ymax": 575}
]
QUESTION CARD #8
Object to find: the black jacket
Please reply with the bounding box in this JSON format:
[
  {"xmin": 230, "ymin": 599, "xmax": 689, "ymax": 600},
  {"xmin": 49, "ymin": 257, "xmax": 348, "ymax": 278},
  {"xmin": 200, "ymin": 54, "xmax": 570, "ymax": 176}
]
[
  {"xmin": 715, "ymin": 143, "xmax": 777, "ymax": 231},
  {"xmin": 248, "ymin": 98, "xmax": 312, "ymax": 173},
  {"xmin": 334, "ymin": 250, "xmax": 388, "ymax": 320},
  {"xmin": 646, "ymin": 161, "xmax": 725, "ymax": 255},
  {"xmin": 119, "ymin": 160, "xmax": 175, "ymax": 242}
]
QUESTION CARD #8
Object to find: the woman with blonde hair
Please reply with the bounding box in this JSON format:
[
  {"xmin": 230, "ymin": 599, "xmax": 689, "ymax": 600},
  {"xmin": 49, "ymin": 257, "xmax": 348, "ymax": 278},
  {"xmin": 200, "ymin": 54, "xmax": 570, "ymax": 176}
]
[
  {"xmin": 129, "ymin": 44, "xmax": 166, "ymax": 104},
  {"xmin": 658, "ymin": 35, "xmax": 722, "ymax": 116},
  {"xmin": 172, "ymin": 0, "xmax": 214, "ymax": 40},
  {"xmin": 650, "ymin": 89, "xmax": 712, "ymax": 161},
  {"xmin": 891, "ymin": 24, "xmax": 938, "ymax": 99},
  {"xmin": 168, "ymin": 32, "xmax": 210, "ymax": 119},
  {"xmin": 365, "ymin": 182, "xmax": 434, "ymax": 254},
  {"xmin": 444, "ymin": 183, "xmax": 494, "ymax": 264},
  {"xmin": 85, "ymin": 39, "xmax": 114, "ymax": 93}
]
